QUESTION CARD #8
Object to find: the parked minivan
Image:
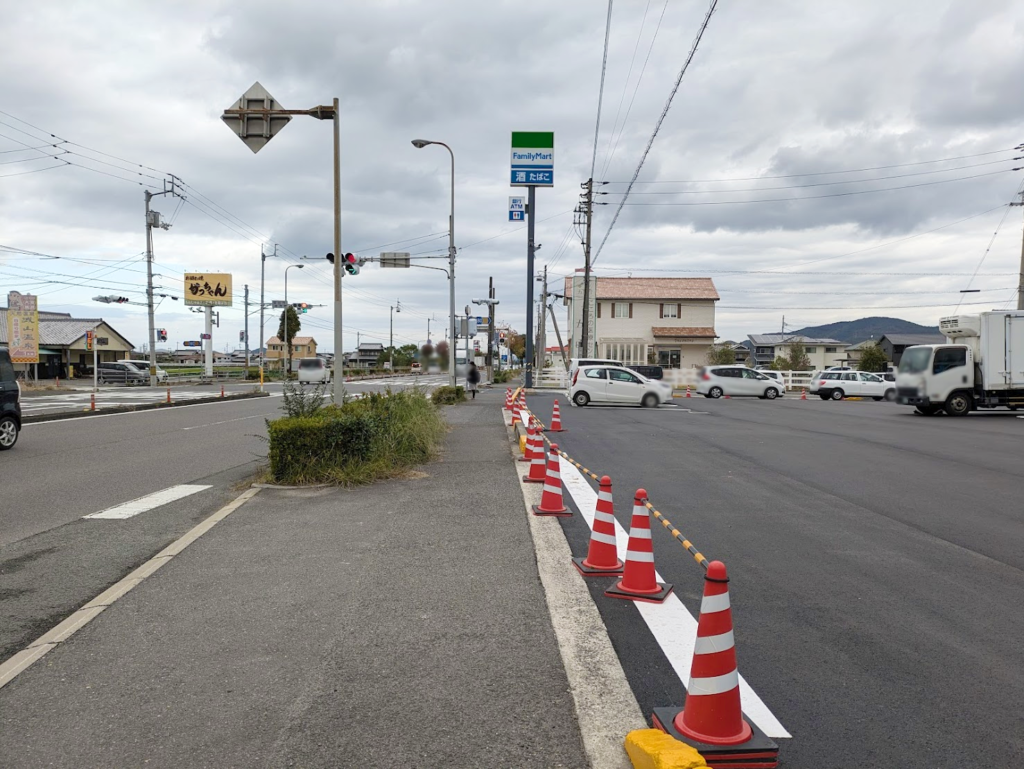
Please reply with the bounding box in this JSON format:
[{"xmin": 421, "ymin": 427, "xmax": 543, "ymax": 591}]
[
  {"xmin": 297, "ymin": 357, "xmax": 330, "ymax": 384},
  {"xmin": 0, "ymin": 347, "xmax": 22, "ymax": 450}
]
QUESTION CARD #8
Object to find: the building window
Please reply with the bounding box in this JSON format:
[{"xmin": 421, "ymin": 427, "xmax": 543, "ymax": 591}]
[
  {"xmin": 662, "ymin": 304, "xmax": 678, "ymax": 319},
  {"xmin": 805, "ymin": 347, "xmax": 817, "ymax": 353},
  {"xmin": 825, "ymin": 346, "xmax": 838, "ymax": 353},
  {"xmin": 613, "ymin": 302, "xmax": 629, "ymax": 318}
]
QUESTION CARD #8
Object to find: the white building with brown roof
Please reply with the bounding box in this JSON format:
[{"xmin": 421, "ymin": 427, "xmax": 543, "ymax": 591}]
[{"xmin": 564, "ymin": 274, "xmax": 719, "ymax": 369}]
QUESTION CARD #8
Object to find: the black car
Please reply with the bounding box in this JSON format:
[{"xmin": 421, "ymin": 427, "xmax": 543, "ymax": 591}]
[
  {"xmin": 0, "ymin": 347, "xmax": 22, "ymax": 450},
  {"xmin": 628, "ymin": 364, "xmax": 664, "ymax": 380},
  {"xmin": 97, "ymin": 360, "xmax": 148, "ymax": 385}
]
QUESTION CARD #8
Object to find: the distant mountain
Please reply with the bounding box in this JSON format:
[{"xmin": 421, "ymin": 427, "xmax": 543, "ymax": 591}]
[{"xmin": 783, "ymin": 317, "xmax": 940, "ymax": 344}]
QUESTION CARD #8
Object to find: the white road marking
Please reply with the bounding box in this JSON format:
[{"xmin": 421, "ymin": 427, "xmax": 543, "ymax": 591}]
[
  {"xmin": 83, "ymin": 484, "xmax": 212, "ymax": 520},
  {"xmin": 181, "ymin": 414, "xmax": 271, "ymax": 431},
  {"xmin": 27, "ymin": 393, "xmax": 285, "ymax": 425},
  {"xmin": 559, "ymin": 458, "xmax": 791, "ymax": 739}
]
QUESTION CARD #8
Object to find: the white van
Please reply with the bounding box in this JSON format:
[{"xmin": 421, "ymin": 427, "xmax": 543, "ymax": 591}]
[{"xmin": 297, "ymin": 357, "xmax": 330, "ymax": 384}]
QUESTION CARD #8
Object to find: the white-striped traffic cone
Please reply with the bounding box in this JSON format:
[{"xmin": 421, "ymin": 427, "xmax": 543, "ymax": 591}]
[
  {"xmin": 532, "ymin": 443, "xmax": 570, "ymax": 516},
  {"xmin": 652, "ymin": 560, "xmax": 779, "ymax": 765},
  {"xmin": 523, "ymin": 424, "xmax": 548, "ymax": 484},
  {"xmin": 573, "ymin": 475, "xmax": 623, "ymax": 576},
  {"xmin": 545, "ymin": 399, "xmax": 566, "ymax": 432},
  {"xmin": 604, "ymin": 490, "xmax": 673, "ymax": 603},
  {"xmin": 519, "ymin": 417, "xmax": 539, "ymax": 462},
  {"xmin": 504, "ymin": 387, "xmax": 513, "ymax": 410}
]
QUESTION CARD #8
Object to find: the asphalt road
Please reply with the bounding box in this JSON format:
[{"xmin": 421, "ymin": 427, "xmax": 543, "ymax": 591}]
[{"xmin": 525, "ymin": 391, "xmax": 1024, "ymax": 767}]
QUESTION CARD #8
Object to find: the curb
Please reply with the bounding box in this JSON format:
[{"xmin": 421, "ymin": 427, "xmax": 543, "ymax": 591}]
[
  {"xmin": 23, "ymin": 391, "xmax": 271, "ymax": 423},
  {"xmin": 505, "ymin": 407, "xmax": 645, "ymax": 768},
  {"xmin": 0, "ymin": 486, "xmax": 262, "ymax": 691}
]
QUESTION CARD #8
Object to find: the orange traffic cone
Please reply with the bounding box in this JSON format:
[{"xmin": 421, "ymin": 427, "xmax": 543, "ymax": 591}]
[
  {"xmin": 166, "ymin": 386, "xmax": 171, "ymax": 404},
  {"xmin": 221, "ymin": 384, "xmax": 225, "ymax": 398},
  {"xmin": 519, "ymin": 418, "xmax": 539, "ymax": 462},
  {"xmin": 652, "ymin": 560, "xmax": 779, "ymax": 766},
  {"xmin": 546, "ymin": 399, "xmax": 566, "ymax": 432},
  {"xmin": 573, "ymin": 475, "xmax": 624, "ymax": 576},
  {"xmin": 90, "ymin": 393, "xmax": 96, "ymax": 411},
  {"xmin": 723, "ymin": 394, "xmax": 731, "ymax": 399},
  {"xmin": 604, "ymin": 490, "xmax": 673, "ymax": 603},
  {"xmin": 523, "ymin": 425, "xmax": 548, "ymax": 484},
  {"xmin": 532, "ymin": 443, "xmax": 570, "ymax": 516},
  {"xmin": 504, "ymin": 388, "xmax": 513, "ymax": 410},
  {"xmin": 800, "ymin": 388, "xmax": 807, "ymax": 400},
  {"xmin": 685, "ymin": 385, "xmax": 692, "ymax": 398}
]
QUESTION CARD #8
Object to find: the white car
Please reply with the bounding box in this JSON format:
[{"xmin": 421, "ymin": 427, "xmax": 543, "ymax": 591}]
[
  {"xmin": 297, "ymin": 357, "xmax": 331, "ymax": 384},
  {"xmin": 570, "ymin": 365, "xmax": 671, "ymax": 407},
  {"xmin": 760, "ymin": 370, "xmax": 787, "ymax": 393},
  {"xmin": 410, "ymin": 362, "xmax": 422, "ymax": 375},
  {"xmin": 813, "ymin": 371, "xmax": 896, "ymax": 401},
  {"xmin": 427, "ymin": 363, "xmax": 441, "ymax": 375},
  {"xmin": 697, "ymin": 365, "xmax": 784, "ymax": 399},
  {"xmin": 567, "ymin": 357, "xmax": 623, "ymax": 380},
  {"xmin": 123, "ymin": 360, "xmax": 169, "ymax": 383}
]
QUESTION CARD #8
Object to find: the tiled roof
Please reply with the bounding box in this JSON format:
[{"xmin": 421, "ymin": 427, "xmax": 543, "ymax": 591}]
[
  {"xmin": 879, "ymin": 333, "xmax": 945, "ymax": 345},
  {"xmin": 747, "ymin": 334, "xmax": 846, "ymax": 346},
  {"xmin": 0, "ymin": 313, "xmax": 132, "ymax": 348},
  {"xmin": 564, "ymin": 276, "xmax": 719, "ymax": 301},
  {"xmin": 651, "ymin": 326, "xmax": 717, "ymax": 338},
  {"xmin": 266, "ymin": 336, "xmax": 316, "ymax": 345}
]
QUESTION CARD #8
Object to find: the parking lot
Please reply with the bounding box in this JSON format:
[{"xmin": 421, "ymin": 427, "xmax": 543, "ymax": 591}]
[{"xmin": 527, "ymin": 389, "xmax": 1024, "ymax": 767}]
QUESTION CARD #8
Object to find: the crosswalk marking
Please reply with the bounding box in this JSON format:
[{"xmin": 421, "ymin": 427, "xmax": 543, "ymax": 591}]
[
  {"xmin": 558, "ymin": 458, "xmax": 791, "ymax": 739},
  {"xmin": 83, "ymin": 485, "xmax": 213, "ymax": 520}
]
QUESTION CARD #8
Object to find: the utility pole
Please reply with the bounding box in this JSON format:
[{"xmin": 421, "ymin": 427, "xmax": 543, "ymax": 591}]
[
  {"xmin": 144, "ymin": 177, "xmax": 181, "ymax": 387},
  {"xmin": 526, "ymin": 185, "xmax": 537, "ymax": 387},
  {"xmin": 537, "ymin": 265, "xmax": 548, "ymax": 374},
  {"xmin": 244, "ymin": 284, "xmax": 250, "ymax": 374},
  {"xmin": 486, "ymin": 277, "xmax": 495, "ymax": 384},
  {"xmin": 1012, "ymin": 191, "xmax": 1024, "ymax": 310},
  {"xmin": 259, "ymin": 244, "xmax": 278, "ymax": 390},
  {"xmin": 548, "ymin": 305, "xmax": 570, "ymax": 371},
  {"xmin": 580, "ymin": 178, "xmax": 594, "ymax": 358}
]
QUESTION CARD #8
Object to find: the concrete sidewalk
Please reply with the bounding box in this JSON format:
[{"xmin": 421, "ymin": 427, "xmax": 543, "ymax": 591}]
[{"xmin": 0, "ymin": 391, "xmax": 588, "ymax": 768}]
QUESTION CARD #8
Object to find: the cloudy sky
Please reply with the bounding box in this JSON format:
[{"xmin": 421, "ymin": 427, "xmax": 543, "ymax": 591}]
[{"xmin": 2, "ymin": 0, "xmax": 1023, "ymax": 353}]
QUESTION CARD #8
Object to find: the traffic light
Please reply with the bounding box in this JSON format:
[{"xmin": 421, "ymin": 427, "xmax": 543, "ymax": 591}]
[
  {"xmin": 326, "ymin": 252, "xmax": 335, "ymax": 265},
  {"xmin": 300, "ymin": 303, "xmax": 309, "ymax": 314},
  {"xmin": 85, "ymin": 330, "xmax": 94, "ymax": 351},
  {"xmin": 115, "ymin": 296, "xmax": 130, "ymax": 304},
  {"xmin": 343, "ymin": 253, "xmax": 359, "ymax": 276},
  {"xmin": 157, "ymin": 328, "xmax": 168, "ymax": 342}
]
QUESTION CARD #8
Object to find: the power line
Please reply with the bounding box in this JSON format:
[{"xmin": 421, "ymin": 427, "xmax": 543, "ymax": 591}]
[
  {"xmin": 590, "ymin": 0, "xmax": 614, "ymax": 180},
  {"xmin": 599, "ymin": 0, "xmax": 670, "ymax": 180},
  {"xmin": 954, "ymin": 178, "xmax": 1024, "ymax": 310},
  {"xmin": 604, "ymin": 147, "xmax": 1023, "ymax": 183},
  {"xmin": 600, "ymin": 168, "xmax": 1018, "ymax": 206},
  {"xmin": 604, "ymin": 157, "xmax": 1018, "ymax": 194},
  {"xmin": 593, "ymin": 0, "xmax": 719, "ymax": 264},
  {"xmin": 718, "ymin": 299, "xmax": 1002, "ymax": 311},
  {"xmin": 595, "ymin": 267, "xmax": 1017, "ymax": 276}
]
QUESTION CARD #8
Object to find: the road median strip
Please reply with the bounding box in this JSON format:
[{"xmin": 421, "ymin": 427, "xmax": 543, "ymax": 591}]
[
  {"xmin": 0, "ymin": 486, "xmax": 262, "ymax": 691},
  {"xmin": 23, "ymin": 390, "xmax": 271, "ymax": 423}
]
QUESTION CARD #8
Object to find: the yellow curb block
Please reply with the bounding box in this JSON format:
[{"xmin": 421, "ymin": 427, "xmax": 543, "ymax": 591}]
[
  {"xmin": 625, "ymin": 729, "xmax": 707, "ymax": 769},
  {"xmin": 518, "ymin": 434, "xmax": 527, "ymax": 454}
]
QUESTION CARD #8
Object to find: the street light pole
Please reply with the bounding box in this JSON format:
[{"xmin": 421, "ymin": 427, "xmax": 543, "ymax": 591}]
[
  {"xmin": 390, "ymin": 301, "xmax": 400, "ymax": 371},
  {"xmin": 412, "ymin": 139, "xmax": 457, "ymax": 387},
  {"xmin": 284, "ymin": 264, "xmax": 304, "ymax": 378},
  {"xmin": 260, "ymin": 243, "xmax": 278, "ymax": 390},
  {"xmin": 332, "ymin": 97, "xmax": 343, "ymax": 401}
]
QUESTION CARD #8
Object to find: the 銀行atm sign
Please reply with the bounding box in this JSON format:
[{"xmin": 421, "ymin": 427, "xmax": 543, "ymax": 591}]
[{"xmin": 510, "ymin": 131, "xmax": 554, "ymax": 187}]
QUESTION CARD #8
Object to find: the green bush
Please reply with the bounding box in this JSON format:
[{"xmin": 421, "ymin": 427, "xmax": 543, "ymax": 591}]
[
  {"xmin": 431, "ymin": 385, "xmax": 466, "ymax": 405},
  {"xmin": 266, "ymin": 389, "xmax": 446, "ymax": 485},
  {"xmin": 493, "ymin": 369, "xmax": 516, "ymax": 384}
]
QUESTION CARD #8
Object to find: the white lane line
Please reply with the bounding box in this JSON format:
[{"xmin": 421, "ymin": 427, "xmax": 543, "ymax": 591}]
[
  {"xmin": 559, "ymin": 458, "xmax": 791, "ymax": 739},
  {"xmin": 27, "ymin": 393, "xmax": 285, "ymax": 425},
  {"xmin": 83, "ymin": 484, "xmax": 213, "ymax": 520},
  {"xmin": 181, "ymin": 413, "xmax": 271, "ymax": 431}
]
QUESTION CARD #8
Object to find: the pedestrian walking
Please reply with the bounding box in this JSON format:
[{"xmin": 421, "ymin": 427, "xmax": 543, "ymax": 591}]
[{"xmin": 466, "ymin": 361, "xmax": 481, "ymax": 399}]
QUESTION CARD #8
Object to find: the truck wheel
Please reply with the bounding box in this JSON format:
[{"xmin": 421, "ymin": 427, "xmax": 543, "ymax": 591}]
[
  {"xmin": 914, "ymin": 405, "xmax": 940, "ymax": 416},
  {"xmin": 944, "ymin": 392, "xmax": 972, "ymax": 417}
]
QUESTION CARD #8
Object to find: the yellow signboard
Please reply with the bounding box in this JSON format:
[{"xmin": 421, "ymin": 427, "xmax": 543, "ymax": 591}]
[
  {"xmin": 6, "ymin": 291, "xmax": 39, "ymax": 363},
  {"xmin": 184, "ymin": 273, "xmax": 233, "ymax": 306}
]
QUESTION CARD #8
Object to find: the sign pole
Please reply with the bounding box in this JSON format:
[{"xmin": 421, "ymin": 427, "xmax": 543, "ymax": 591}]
[
  {"xmin": 205, "ymin": 307, "xmax": 214, "ymax": 378},
  {"xmin": 526, "ymin": 184, "xmax": 536, "ymax": 388},
  {"xmin": 93, "ymin": 329, "xmax": 98, "ymax": 393},
  {"xmin": 332, "ymin": 96, "xmax": 344, "ymax": 402}
]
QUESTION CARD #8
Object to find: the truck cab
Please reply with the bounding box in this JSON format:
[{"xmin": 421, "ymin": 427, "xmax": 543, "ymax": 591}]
[{"xmin": 896, "ymin": 312, "xmax": 1024, "ymax": 416}]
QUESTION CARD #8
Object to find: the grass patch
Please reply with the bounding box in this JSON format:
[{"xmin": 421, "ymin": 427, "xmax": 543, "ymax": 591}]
[
  {"xmin": 431, "ymin": 385, "xmax": 466, "ymax": 405},
  {"xmin": 267, "ymin": 389, "xmax": 446, "ymax": 486},
  {"xmin": 492, "ymin": 369, "xmax": 518, "ymax": 384}
]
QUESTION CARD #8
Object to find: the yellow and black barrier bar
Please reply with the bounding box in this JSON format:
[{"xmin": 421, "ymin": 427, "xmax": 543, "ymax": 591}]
[
  {"xmin": 642, "ymin": 500, "xmax": 708, "ymax": 571},
  {"xmin": 532, "ymin": 422, "xmax": 709, "ymax": 571}
]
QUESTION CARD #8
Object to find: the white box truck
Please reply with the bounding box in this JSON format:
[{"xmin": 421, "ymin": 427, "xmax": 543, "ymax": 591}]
[{"xmin": 896, "ymin": 311, "xmax": 1024, "ymax": 416}]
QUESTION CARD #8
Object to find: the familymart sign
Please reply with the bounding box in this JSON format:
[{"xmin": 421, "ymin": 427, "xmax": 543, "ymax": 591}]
[{"xmin": 510, "ymin": 131, "xmax": 554, "ymax": 187}]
